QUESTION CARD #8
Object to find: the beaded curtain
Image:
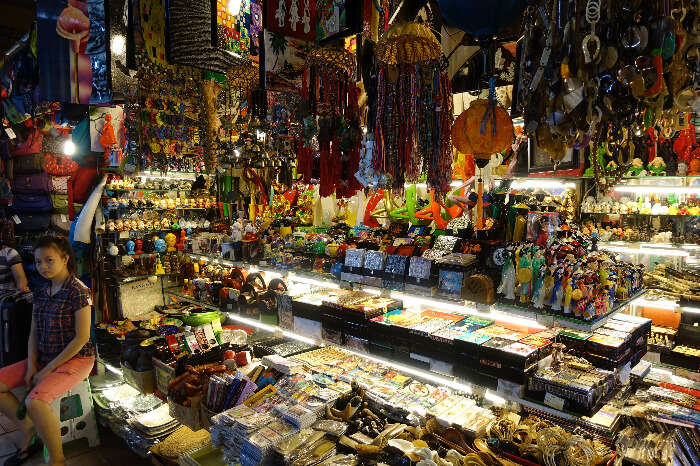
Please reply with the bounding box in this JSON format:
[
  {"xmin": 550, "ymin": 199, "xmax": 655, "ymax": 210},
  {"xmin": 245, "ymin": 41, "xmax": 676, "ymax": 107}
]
[{"xmin": 373, "ymin": 62, "xmax": 453, "ymax": 196}]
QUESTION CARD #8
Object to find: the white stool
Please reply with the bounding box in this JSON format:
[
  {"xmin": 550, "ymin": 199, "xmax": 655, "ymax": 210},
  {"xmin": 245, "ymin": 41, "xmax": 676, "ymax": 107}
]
[{"xmin": 43, "ymin": 378, "xmax": 100, "ymax": 462}]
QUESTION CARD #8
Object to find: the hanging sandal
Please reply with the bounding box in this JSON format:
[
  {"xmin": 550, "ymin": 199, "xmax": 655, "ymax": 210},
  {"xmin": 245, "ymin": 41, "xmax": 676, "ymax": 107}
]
[{"xmin": 4, "ymin": 434, "xmax": 43, "ymax": 466}]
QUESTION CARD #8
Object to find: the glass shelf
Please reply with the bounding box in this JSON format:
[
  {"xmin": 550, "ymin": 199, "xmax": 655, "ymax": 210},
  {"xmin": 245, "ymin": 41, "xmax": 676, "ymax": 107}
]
[{"xmin": 161, "ymin": 286, "xmax": 623, "ymax": 431}]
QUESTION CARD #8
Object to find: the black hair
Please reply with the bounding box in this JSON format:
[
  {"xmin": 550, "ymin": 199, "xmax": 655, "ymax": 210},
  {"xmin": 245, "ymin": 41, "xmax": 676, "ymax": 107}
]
[{"xmin": 33, "ymin": 235, "xmax": 77, "ymax": 275}]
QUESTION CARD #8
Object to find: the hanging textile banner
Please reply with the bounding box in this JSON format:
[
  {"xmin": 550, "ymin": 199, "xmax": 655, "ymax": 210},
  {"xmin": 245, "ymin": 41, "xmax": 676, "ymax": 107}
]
[{"xmin": 265, "ymin": 0, "xmax": 316, "ymax": 41}]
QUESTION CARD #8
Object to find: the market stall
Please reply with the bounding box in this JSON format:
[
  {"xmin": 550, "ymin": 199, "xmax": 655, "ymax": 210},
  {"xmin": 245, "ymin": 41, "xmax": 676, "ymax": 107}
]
[{"xmin": 2, "ymin": 0, "xmax": 700, "ymax": 465}]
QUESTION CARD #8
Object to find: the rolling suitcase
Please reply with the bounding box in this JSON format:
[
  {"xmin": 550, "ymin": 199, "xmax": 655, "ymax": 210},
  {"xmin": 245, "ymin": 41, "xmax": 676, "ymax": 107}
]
[{"xmin": 0, "ymin": 291, "xmax": 33, "ymax": 367}]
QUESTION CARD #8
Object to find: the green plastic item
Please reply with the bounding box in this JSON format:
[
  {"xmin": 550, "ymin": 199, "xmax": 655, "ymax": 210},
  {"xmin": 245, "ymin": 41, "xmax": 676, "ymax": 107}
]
[{"xmin": 181, "ymin": 311, "xmax": 226, "ymax": 327}]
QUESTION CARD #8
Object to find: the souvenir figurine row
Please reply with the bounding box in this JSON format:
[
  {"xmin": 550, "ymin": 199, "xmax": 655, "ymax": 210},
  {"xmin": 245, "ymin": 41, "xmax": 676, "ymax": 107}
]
[{"xmin": 496, "ymin": 234, "xmax": 644, "ymax": 320}]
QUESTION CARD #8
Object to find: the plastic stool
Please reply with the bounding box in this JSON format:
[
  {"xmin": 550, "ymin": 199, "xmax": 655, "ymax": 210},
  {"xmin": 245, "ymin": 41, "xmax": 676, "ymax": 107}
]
[{"xmin": 42, "ymin": 378, "xmax": 100, "ymax": 462}]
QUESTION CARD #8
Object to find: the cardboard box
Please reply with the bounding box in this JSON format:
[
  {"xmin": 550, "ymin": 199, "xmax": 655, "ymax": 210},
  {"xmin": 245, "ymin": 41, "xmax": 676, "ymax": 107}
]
[
  {"xmin": 121, "ymin": 363, "xmax": 154, "ymax": 394},
  {"xmin": 152, "ymin": 357, "xmax": 176, "ymax": 398},
  {"xmin": 168, "ymin": 395, "xmax": 202, "ymax": 431}
]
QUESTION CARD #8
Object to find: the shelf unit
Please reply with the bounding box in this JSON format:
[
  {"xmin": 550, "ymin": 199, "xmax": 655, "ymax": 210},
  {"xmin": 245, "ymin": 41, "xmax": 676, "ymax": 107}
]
[{"xmin": 184, "ymin": 251, "xmax": 640, "ymax": 332}]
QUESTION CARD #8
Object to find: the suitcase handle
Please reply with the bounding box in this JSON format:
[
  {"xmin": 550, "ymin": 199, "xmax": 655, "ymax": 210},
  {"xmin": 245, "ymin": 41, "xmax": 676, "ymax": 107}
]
[{"xmin": 4, "ymin": 322, "xmax": 9, "ymax": 354}]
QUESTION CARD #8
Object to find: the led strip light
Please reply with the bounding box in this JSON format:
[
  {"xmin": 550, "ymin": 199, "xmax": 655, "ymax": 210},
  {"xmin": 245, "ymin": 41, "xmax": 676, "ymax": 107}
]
[{"xmin": 613, "ymin": 185, "xmax": 700, "ymax": 195}]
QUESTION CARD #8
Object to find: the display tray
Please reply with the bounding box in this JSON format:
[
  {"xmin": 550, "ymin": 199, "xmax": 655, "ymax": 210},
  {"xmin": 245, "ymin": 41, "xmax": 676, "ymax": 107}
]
[
  {"xmin": 660, "ymin": 351, "xmax": 700, "ymax": 372},
  {"xmin": 523, "ymin": 388, "xmax": 610, "ymax": 417}
]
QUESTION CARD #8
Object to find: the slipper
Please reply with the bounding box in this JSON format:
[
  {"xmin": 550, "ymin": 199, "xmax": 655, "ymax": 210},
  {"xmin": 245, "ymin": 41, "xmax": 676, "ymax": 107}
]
[{"xmin": 4, "ymin": 434, "xmax": 42, "ymax": 466}]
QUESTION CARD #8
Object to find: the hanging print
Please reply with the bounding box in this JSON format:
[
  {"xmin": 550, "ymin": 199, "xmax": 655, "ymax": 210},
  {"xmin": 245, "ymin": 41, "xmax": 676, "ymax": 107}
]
[
  {"xmin": 315, "ymin": 0, "xmax": 362, "ymax": 43},
  {"xmin": 37, "ymin": 0, "xmax": 112, "ymax": 104},
  {"xmin": 215, "ymin": 0, "xmax": 263, "ymax": 59}
]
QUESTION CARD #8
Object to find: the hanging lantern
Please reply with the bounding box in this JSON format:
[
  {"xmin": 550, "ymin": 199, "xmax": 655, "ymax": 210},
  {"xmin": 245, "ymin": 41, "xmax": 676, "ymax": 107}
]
[
  {"xmin": 461, "ymin": 98, "xmax": 514, "ymax": 168},
  {"xmin": 375, "ymin": 22, "xmax": 442, "ymax": 65}
]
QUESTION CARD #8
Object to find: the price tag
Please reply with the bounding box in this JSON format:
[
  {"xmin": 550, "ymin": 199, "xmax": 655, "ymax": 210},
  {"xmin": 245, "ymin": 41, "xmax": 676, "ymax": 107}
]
[
  {"xmin": 12, "ymin": 215, "xmax": 21, "ymax": 224},
  {"xmin": 61, "ymin": 214, "xmax": 68, "ymax": 223},
  {"xmin": 217, "ymin": 166, "xmax": 226, "ymax": 174},
  {"xmin": 119, "ymin": 231, "xmax": 130, "ymax": 239},
  {"xmin": 5, "ymin": 127, "xmax": 16, "ymax": 139},
  {"xmin": 537, "ymin": 314, "xmax": 555, "ymax": 327},
  {"xmin": 543, "ymin": 392, "xmax": 565, "ymax": 411}
]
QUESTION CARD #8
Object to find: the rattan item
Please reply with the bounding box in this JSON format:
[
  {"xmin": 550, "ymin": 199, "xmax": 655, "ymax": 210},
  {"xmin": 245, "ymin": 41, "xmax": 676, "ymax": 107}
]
[
  {"xmin": 227, "ymin": 63, "xmax": 259, "ymax": 91},
  {"xmin": 463, "ymin": 274, "xmax": 495, "ymax": 304},
  {"xmin": 376, "ymin": 22, "xmax": 442, "ymax": 65},
  {"xmin": 306, "ymin": 47, "xmax": 356, "ymax": 76}
]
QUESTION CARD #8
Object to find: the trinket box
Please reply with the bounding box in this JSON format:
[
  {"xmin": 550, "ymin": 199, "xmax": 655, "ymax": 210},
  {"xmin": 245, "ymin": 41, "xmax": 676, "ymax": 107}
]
[
  {"xmin": 382, "ymin": 254, "xmax": 408, "ymax": 290},
  {"xmin": 405, "ymin": 256, "xmax": 435, "ymax": 296},
  {"xmin": 361, "ymin": 250, "xmax": 386, "ymax": 287},
  {"xmin": 341, "ymin": 248, "xmax": 365, "ymax": 283}
]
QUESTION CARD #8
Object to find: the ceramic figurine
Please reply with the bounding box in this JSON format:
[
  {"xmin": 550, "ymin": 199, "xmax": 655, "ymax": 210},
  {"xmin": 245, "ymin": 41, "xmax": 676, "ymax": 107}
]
[
  {"xmin": 549, "ymin": 267, "xmax": 564, "ymax": 311},
  {"xmin": 155, "ymin": 256, "xmax": 165, "ymax": 275},
  {"xmin": 531, "ymin": 249, "xmax": 546, "ymax": 308},
  {"xmin": 134, "ymin": 239, "xmax": 144, "ymax": 254},
  {"xmin": 497, "ymin": 249, "xmax": 516, "ymax": 300},
  {"xmin": 517, "ymin": 249, "xmax": 533, "ymax": 304},
  {"xmin": 648, "ymin": 156, "xmax": 667, "ymax": 175},
  {"xmin": 126, "ymin": 240, "xmax": 136, "ymax": 255},
  {"xmin": 165, "ymin": 233, "xmax": 177, "ymax": 252}
]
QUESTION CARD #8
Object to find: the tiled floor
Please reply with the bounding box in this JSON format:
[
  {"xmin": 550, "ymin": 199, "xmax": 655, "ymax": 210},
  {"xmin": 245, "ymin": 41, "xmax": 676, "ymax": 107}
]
[{"xmin": 0, "ymin": 413, "xmax": 151, "ymax": 466}]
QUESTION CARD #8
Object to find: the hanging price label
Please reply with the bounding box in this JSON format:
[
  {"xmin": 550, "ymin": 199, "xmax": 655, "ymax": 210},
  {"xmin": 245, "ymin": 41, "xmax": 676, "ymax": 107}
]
[
  {"xmin": 12, "ymin": 215, "xmax": 21, "ymax": 224},
  {"xmin": 5, "ymin": 127, "xmax": 16, "ymax": 139},
  {"xmin": 61, "ymin": 214, "xmax": 68, "ymax": 223}
]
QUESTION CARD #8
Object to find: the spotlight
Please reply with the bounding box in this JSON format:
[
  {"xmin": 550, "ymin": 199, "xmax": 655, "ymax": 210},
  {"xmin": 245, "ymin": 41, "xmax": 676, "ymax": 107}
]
[{"xmin": 63, "ymin": 140, "xmax": 76, "ymax": 156}]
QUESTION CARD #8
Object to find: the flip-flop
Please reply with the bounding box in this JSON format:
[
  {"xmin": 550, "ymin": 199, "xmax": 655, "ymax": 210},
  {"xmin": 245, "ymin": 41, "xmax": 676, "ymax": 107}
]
[{"xmin": 4, "ymin": 434, "xmax": 42, "ymax": 466}]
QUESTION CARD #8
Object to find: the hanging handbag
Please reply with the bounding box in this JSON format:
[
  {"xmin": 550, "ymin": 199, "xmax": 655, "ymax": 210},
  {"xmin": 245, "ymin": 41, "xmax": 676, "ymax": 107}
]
[
  {"xmin": 12, "ymin": 153, "xmax": 45, "ymax": 173},
  {"xmin": 44, "ymin": 153, "xmax": 78, "ymax": 176},
  {"xmin": 50, "ymin": 213, "xmax": 71, "ymax": 233},
  {"xmin": 50, "ymin": 175, "xmax": 69, "ymax": 194},
  {"xmin": 12, "ymin": 171, "xmax": 51, "ymax": 194},
  {"xmin": 67, "ymin": 164, "xmax": 98, "ymax": 219},
  {"xmin": 51, "ymin": 194, "xmax": 69, "ymax": 213},
  {"xmin": 14, "ymin": 213, "xmax": 51, "ymax": 233},
  {"xmin": 11, "ymin": 193, "xmax": 52, "ymax": 212},
  {"xmin": 10, "ymin": 128, "xmax": 42, "ymax": 156}
]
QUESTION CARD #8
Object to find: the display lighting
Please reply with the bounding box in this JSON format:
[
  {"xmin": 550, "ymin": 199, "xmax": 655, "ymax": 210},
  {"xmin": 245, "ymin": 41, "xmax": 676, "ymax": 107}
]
[
  {"xmin": 63, "ymin": 140, "xmax": 76, "ymax": 156},
  {"xmin": 509, "ymin": 180, "xmax": 576, "ymax": 190},
  {"xmin": 602, "ymin": 245, "xmax": 690, "ymax": 258},
  {"xmin": 226, "ymin": 312, "xmax": 317, "ymax": 345},
  {"xmin": 140, "ymin": 170, "xmax": 198, "ymax": 181},
  {"xmin": 104, "ymin": 363, "xmax": 123, "ymax": 376},
  {"xmin": 484, "ymin": 390, "xmax": 507, "ymax": 406},
  {"xmin": 613, "ymin": 185, "xmax": 700, "ymax": 195},
  {"xmin": 391, "ymin": 292, "xmax": 472, "ymax": 314},
  {"xmin": 286, "ymin": 273, "xmax": 341, "ymax": 290},
  {"xmin": 630, "ymin": 296, "xmax": 678, "ymax": 310},
  {"xmin": 227, "ymin": 0, "xmax": 242, "ymax": 15},
  {"xmin": 342, "ymin": 347, "xmax": 473, "ymax": 394},
  {"xmin": 111, "ymin": 34, "xmax": 125, "ymax": 55}
]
